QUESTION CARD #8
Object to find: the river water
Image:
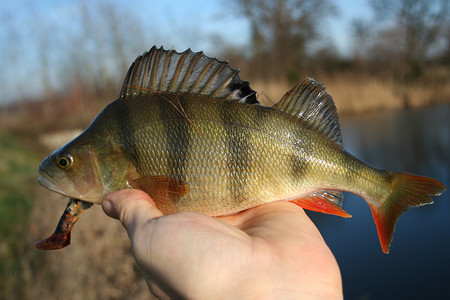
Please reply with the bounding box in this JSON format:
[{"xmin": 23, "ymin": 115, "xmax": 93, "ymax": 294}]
[{"xmin": 305, "ymin": 103, "xmax": 449, "ymax": 299}]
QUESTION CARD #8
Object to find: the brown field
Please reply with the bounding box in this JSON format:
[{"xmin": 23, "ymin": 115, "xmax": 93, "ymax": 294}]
[{"xmin": 0, "ymin": 74, "xmax": 449, "ymax": 299}]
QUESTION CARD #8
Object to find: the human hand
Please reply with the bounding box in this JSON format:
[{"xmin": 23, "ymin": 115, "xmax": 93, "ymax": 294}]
[{"xmin": 102, "ymin": 189, "xmax": 343, "ymax": 299}]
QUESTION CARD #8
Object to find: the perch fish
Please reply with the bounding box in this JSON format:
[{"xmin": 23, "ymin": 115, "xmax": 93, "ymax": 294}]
[{"xmin": 36, "ymin": 46, "xmax": 446, "ymax": 253}]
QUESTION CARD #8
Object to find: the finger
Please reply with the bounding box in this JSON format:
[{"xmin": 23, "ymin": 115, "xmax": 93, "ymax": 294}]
[
  {"xmin": 218, "ymin": 201, "xmax": 324, "ymax": 242},
  {"xmin": 218, "ymin": 201, "xmax": 305, "ymax": 228},
  {"xmin": 102, "ymin": 189, "xmax": 163, "ymax": 232}
]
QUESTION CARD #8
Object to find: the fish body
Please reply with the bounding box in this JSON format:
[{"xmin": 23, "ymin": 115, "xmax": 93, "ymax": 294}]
[{"xmin": 37, "ymin": 46, "xmax": 446, "ymax": 253}]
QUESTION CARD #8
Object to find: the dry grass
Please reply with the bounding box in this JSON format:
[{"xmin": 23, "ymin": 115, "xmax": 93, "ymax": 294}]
[
  {"xmin": 251, "ymin": 80, "xmax": 291, "ymax": 106},
  {"xmin": 251, "ymin": 72, "xmax": 449, "ymax": 115},
  {"xmin": 323, "ymin": 75, "xmax": 403, "ymax": 114}
]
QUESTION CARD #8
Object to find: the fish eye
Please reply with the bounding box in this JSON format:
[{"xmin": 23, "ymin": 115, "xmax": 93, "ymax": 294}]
[{"xmin": 57, "ymin": 154, "xmax": 73, "ymax": 169}]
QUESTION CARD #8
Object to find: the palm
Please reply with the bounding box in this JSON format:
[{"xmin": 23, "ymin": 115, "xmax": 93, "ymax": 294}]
[{"xmin": 103, "ymin": 190, "xmax": 342, "ymax": 299}]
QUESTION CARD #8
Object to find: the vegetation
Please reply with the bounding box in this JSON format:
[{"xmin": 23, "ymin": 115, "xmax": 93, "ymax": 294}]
[
  {"xmin": 0, "ymin": 0, "xmax": 448, "ymax": 299},
  {"xmin": 0, "ymin": 130, "xmax": 40, "ymax": 298},
  {"xmin": 228, "ymin": 0, "xmax": 449, "ymax": 112}
]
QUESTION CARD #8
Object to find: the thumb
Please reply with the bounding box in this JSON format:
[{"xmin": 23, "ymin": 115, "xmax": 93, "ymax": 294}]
[{"xmin": 102, "ymin": 189, "xmax": 163, "ymax": 233}]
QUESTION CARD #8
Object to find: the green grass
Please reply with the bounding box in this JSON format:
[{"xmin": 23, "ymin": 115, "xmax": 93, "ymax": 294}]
[
  {"xmin": 0, "ymin": 130, "xmax": 38, "ymax": 236},
  {"xmin": 0, "ymin": 129, "xmax": 41, "ymax": 298}
]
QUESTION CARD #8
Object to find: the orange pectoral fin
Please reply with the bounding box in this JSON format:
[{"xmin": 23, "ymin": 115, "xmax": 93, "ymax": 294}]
[
  {"xmin": 289, "ymin": 191, "xmax": 352, "ymax": 218},
  {"xmin": 130, "ymin": 176, "xmax": 189, "ymax": 203}
]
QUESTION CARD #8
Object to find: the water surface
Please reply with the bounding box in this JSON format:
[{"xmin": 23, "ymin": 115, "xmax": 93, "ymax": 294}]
[{"xmin": 306, "ymin": 104, "xmax": 449, "ymax": 299}]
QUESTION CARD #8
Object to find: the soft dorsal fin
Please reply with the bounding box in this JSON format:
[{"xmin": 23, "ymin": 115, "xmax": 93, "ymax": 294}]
[
  {"xmin": 273, "ymin": 78, "xmax": 343, "ymax": 146},
  {"xmin": 120, "ymin": 46, "xmax": 259, "ymax": 104}
]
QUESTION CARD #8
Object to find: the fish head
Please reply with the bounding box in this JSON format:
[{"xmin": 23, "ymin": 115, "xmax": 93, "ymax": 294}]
[{"xmin": 38, "ymin": 141, "xmax": 105, "ymax": 204}]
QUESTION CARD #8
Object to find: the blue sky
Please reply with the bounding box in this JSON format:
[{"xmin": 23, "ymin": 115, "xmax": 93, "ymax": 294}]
[
  {"xmin": 126, "ymin": 0, "xmax": 372, "ymax": 55},
  {"xmin": 1, "ymin": 0, "xmax": 373, "ymax": 104}
]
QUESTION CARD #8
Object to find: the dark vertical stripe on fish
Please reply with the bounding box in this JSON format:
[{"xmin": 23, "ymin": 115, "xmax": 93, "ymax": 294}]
[
  {"xmin": 289, "ymin": 124, "xmax": 312, "ymax": 183},
  {"xmin": 159, "ymin": 94, "xmax": 190, "ymax": 181},
  {"xmin": 289, "ymin": 154, "xmax": 309, "ymax": 183},
  {"xmin": 219, "ymin": 101, "xmax": 252, "ymax": 202},
  {"xmin": 114, "ymin": 99, "xmax": 140, "ymax": 169}
]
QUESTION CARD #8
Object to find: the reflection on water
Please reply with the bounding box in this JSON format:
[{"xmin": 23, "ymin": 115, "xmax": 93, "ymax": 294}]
[{"xmin": 306, "ymin": 104, "xmax": 449, "ymax": 300}]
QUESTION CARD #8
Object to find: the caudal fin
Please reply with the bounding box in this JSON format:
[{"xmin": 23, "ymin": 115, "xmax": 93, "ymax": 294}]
[{"xmin": 368, "ymin": 172, "xmax": 446, "ymax": 254}]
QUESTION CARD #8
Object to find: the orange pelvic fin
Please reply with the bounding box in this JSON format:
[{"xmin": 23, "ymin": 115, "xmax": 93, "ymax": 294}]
[
  {"xmin": 289, "ymin": 191, "xmax": 352, "ymax": 218},
  {"xmin": 368, "ymin": 172, "xmax": 446, "ymax": 254},
  {"xmin": 35, "ymin": 198, "xmax": 92, "ymax": 250}
]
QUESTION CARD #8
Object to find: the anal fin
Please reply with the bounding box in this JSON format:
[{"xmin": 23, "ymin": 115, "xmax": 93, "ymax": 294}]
[{"xmin": 289, "ymin": 191, "xmax": 351, "ymax": 218}]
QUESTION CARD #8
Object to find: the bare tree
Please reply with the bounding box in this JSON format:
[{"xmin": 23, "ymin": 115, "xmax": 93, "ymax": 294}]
[
  {"xmin": 231, "ymin": 0, "xmax": 337, "ymax": 82},
  {"xmin": 369, "ymin": 0, "xmax": 449, "ymax": 79},
  {"xmin": 53, "ymin": 0, "xmax": 150, "ymax": 107},
  {"xmin": 351, "ymin": 19, "xmax": 373, "ymax": 70}
]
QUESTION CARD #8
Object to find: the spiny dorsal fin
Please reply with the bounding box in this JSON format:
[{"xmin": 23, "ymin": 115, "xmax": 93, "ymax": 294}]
[
  {"xmin": 273, "ymin": 78, "xmax": 343, "ymax": 146},
  {"xmin": 120, "ymin": 46, "xmax": 259, "ymax": 104}
]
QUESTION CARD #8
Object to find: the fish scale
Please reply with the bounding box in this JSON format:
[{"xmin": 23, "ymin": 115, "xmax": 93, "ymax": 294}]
[{"xmin": 36, "ymin": 46, "xmax": 445, "ymax": 253}]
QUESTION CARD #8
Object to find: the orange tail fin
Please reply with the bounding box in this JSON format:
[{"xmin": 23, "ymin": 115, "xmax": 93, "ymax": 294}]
[{"xmin": 368, "ymin": 172, "xmax": 446, "ymax": 254}]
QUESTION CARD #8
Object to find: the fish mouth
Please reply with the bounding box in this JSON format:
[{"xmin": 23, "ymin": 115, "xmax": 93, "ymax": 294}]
[
  {"xmin": 38, "ymin": 166, "xmax": 73, "ymax": 198},
  {"xmin": 38, "ymin": 176, "xmax": 71, "ymax": 198},
  {"xmin": 38, "ymin": 170, "xmax": 96, "ymax": 203}
]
